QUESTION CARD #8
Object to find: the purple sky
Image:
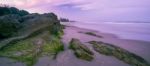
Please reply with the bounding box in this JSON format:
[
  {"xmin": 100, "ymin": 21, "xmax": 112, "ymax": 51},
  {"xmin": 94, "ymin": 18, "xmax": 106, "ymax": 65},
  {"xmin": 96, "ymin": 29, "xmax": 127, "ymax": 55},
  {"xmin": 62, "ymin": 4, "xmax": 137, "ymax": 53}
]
[{"xmin": 1, "ymin": 0, "xmax": 150, "ymax": 22}]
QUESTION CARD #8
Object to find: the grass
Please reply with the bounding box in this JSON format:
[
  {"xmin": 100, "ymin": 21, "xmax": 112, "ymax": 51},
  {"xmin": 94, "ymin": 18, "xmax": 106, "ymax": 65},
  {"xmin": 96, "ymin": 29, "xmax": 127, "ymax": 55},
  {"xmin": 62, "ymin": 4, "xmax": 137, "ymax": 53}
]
[
  {"xmin": 42, "ymin": 37, "xmax": 64, "ymax": 59},
  {"xmin": 89, "ymin": 41, "xmax": 150, "ymax": 66},
  {"xmin": 0, "ymin": 28, "xmax": 64, "ymax": 66},
  {"xmin": 69, "ymin": 38, "xmax": 94, "ymax": 61},
  {"xmin": 0, "ymin": 38, "xmax": 36, "ymax": 66}
]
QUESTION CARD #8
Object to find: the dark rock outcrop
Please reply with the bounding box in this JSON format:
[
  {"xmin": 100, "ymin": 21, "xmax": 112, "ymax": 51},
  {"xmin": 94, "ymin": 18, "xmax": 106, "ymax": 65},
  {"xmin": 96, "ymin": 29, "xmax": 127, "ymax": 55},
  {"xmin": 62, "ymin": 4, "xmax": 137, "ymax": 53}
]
[
  {"xmin": 89, "ymin": 41, "xmax": 150, "ymax": 66},
  {"xmin": 69, "ymin": 38, "xmax": 94, "ymax": 61},
  {"xmin": 0, "ymin": 12, "xmax": 62, "ymax": 50}
]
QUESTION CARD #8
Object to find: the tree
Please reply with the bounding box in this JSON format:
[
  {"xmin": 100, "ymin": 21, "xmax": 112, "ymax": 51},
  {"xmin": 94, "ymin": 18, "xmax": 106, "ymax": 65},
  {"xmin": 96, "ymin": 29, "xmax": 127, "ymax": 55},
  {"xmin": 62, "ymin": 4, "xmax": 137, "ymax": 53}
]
[
  {"xmin": 19, "ymin": 10, "xmax": 29, "ymax": 16},
  {"xmin": 9, "ymin": 7, "xmax": 20, "ymax": 14},
  {"xmin": 0, "ymin": 6, "xmax": 10, "ymax": 16},
  {"xmin": 0, "ymin": 5, "xmax": 29, "ymax": 16},
  {"xmin": 59, "ymin": 18, "xmax": 69, "ymax": 22}
]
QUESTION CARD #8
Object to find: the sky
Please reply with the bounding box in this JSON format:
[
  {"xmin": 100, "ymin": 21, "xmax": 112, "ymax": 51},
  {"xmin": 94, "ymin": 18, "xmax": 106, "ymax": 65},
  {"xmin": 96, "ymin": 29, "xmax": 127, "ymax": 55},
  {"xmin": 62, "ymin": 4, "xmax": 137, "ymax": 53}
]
[{"xmin": 1, "ymin": 0, "xmax": 150, "ymax": 22}]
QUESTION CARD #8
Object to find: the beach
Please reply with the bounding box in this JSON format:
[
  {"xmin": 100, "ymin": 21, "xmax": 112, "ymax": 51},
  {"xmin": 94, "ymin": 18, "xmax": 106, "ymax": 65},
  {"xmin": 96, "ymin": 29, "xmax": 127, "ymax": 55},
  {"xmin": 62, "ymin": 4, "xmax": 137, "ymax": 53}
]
[
  {"xmin": 64, "ymin": 22, "xmax": 150, "ymax": 42},
  {"xmin": 1, "ymin": 0, "xmax": 150, "ymax": 66},
  {"xmin": 59, "ymin": 23, "xmax": 150, "ymax": 66},
  {"xmin": 0, "ymin": 22, "xmax": 150, "ymax": 66}
]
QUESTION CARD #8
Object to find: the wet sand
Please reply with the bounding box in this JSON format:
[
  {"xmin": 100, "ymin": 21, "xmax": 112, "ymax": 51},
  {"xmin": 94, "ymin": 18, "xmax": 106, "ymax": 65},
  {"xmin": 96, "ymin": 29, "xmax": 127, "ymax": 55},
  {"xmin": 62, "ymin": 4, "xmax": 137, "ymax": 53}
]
[{"xmin": 59, "ymin": 26, "xmax": 150, "ymax": 66}]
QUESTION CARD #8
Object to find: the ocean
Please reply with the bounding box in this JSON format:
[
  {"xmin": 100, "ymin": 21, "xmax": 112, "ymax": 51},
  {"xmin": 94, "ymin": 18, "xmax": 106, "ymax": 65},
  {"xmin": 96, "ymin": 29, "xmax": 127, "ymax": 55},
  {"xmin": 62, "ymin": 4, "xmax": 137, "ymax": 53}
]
[{"xmin": 63, "ymin": 22, "xmax": 150, "ymax": 42}]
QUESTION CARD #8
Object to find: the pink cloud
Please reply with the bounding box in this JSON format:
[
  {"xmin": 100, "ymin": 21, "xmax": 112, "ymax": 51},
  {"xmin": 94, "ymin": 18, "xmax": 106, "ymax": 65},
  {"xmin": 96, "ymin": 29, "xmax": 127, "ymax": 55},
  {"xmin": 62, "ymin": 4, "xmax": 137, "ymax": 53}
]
[
  {"xmin": 0, "ymin": 0, "xmax": 60, "ymax": 8},
  {"xmin": 1, "ymin": 0, "xmax": 150, "ymax": 22}
]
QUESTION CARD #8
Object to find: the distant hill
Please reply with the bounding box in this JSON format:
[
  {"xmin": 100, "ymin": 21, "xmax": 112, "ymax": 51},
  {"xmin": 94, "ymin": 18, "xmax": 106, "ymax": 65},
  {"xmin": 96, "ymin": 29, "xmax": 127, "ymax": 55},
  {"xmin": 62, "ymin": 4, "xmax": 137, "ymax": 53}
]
[
  {"xmin": 59, "ymin": 18, "xmax": 70, "ymax": 22},
  {"xmin": 59, "ymin": 17, "xmax": 76, "ymax": 22}
]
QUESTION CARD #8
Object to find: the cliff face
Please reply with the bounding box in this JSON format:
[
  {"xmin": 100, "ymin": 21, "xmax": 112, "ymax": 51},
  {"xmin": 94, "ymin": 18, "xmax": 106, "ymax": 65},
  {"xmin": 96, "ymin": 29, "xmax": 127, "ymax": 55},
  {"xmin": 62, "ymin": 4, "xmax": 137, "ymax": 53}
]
[
  {"xmin": 0, "ymin": 12, "xmax": 64, "ymax": 66},
  {"xmin": 0, "ymin": 13, "xmax": 61, "ymax": 38},
  {"xmin": 0, "ymin": 12, "xmax": 63, "ymax": 49},
  {"xmin": 0, "ymin": 6, "xmax": 65, "ymax": 66}
]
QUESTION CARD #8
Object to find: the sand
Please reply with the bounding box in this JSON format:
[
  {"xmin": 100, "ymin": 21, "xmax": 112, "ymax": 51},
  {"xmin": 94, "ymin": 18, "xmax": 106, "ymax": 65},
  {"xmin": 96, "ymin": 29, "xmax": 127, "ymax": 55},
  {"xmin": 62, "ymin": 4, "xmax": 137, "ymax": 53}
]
[{"xmin": 58, "ymin": 26, "xmax": 150, "ymax": 66}]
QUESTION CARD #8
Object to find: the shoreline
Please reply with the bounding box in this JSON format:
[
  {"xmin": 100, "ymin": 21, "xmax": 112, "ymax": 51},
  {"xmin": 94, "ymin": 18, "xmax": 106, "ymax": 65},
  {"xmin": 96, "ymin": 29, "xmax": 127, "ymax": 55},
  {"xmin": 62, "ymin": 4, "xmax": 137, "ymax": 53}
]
[
  {"xmin": 62, "ymin": 25, "xmax": 150, "ymax": 64},
  {"xmin": 64, "ymin": 23, "xmax": 150, "ymax": 43},
  {"xmin": 61, "ymin": 22, "xmax": 150, "ymax": 42}
]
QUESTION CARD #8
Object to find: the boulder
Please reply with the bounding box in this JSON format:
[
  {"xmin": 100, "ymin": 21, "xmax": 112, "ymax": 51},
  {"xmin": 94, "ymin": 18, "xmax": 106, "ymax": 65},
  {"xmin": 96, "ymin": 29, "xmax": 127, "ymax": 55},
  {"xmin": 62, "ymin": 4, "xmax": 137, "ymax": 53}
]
[{"xmin": 69, "ymin": 38, "xmax": 94, "ymax": 61}]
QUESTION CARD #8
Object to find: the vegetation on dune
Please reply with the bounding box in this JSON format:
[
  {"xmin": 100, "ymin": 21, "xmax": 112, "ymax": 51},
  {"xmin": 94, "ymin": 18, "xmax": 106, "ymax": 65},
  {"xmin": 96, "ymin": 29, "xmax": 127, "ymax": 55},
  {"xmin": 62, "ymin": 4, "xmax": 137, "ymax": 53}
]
[
  {"xmin": 69, "ymin": 38, "xmax": 94, "ymax": 61},
  {"xmin": 0, "ymin": 5, "xmax": 29, "ymax": 39},
  {"xmin": 0, "ymin": 16, "xmax": 22, "ymax": 39},
  {"xmin": 0, "ymin": 5, "xmax": 29, "ymax": 16},
  {"xmin": 88, "ymin": 41, "xmax": 150, "ymax": 66}
]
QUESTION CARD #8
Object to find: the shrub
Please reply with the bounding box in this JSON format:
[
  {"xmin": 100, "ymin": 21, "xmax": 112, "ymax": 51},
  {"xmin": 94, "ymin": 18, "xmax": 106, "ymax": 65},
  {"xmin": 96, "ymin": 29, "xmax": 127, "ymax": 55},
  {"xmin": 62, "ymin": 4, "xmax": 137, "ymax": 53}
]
[
  {"xmin": 0, "ymin": 5, "xmax": 29, "ymax": 16},
  {"xmin": 0, "ymin": 17, "xmax": 21, "ymax": 38}
]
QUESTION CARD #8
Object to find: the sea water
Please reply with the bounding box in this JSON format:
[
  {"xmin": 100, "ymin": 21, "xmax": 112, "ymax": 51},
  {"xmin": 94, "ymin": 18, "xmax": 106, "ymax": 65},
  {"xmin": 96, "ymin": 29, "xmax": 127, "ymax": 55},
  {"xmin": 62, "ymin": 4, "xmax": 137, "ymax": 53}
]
[{"xmin": 66, "ymin": 22, "xmax": 150, "ymax": 42}]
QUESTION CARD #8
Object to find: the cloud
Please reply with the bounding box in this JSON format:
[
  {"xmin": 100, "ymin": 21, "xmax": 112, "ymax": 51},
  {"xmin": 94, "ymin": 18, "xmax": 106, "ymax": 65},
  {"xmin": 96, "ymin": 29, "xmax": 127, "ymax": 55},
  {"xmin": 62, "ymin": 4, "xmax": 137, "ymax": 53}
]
[
  {"xmin": 0, "ymin": 0, "xmax": 91, "ymax": 10},
  {"xmin": 1, "ymin": 0, "xmax": 150, "ymax": 21}
]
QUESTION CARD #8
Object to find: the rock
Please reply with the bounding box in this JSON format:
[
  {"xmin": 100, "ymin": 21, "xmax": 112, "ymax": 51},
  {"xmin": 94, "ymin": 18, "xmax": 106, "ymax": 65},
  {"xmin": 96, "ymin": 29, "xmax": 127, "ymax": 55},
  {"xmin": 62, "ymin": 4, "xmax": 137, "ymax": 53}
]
[
  {"xmin": 69, "ymin": 38, "xmax": 94, "ymax": 61},
  {"xmin": 74, "ymin": 49, "xmax": 93, "ymax": 61},
  {"xmin": 89, "ymin": 41, "xmax": 150, "ymax": 66},
  {"xmin": 84, "ymin": 32, "xmax": 103, "ymax": 38},
  {"xmin": 20, "ymin": 13, "xmax": 40, "ymax": 23}
]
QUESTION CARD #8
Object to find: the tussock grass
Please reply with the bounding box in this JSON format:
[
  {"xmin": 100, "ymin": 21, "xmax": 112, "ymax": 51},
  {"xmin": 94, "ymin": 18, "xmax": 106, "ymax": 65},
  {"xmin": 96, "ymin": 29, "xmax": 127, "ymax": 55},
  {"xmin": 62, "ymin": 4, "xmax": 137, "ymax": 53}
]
[{"xmin": 42, "ymin": 37, "xmax": 64, "ymax": 59}]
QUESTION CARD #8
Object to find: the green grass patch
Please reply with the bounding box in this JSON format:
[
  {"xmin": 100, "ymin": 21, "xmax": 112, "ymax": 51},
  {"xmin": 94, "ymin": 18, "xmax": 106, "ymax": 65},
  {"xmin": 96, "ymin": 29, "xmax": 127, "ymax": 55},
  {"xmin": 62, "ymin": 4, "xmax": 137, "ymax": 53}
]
[
  {"xmin": 89, "ymin": 41, "xmax": 150, "ymax": 66},
  {"xmin": 0, "ymin": 38, "xmax": 36, "ymax": 66},
  {"xmin": 42, "ymin": 37, "xmax": 64, "ymax": 59},
  {"xmin": 0, "ymin": 29, "xmax": 64, "ymax": 66},
  {"xmin": 0, "ymin": 35, "xmax": 42, "ymax": 66}
]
